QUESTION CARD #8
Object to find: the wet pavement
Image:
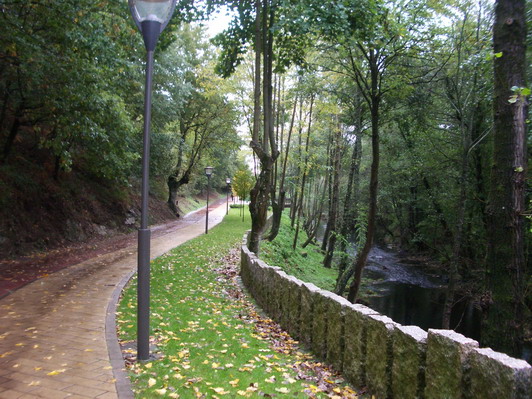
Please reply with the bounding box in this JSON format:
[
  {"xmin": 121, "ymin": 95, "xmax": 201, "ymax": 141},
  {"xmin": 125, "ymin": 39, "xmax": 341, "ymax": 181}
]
[{"xmin": 0, "ymin": 201, "xmax": 228, "ymax": 398}]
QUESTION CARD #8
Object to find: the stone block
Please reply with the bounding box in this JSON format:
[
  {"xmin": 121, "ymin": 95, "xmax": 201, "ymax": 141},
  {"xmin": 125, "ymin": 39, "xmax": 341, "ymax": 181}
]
[
  {"xmin": 425, "ymin": 329, "xmax": 479, "ymax": 399},
  {"xmin": 312, "ymin": 290, "xmax": 332, "ymax": 360},
  {"xmin": 326, "ymin": 293, "xmax": 352, "ymax": 372},
  {"xmin": 343, "ymin": 304, "xmax": 380, "ymax": 387},
  {"xmin": 262, "ymin": 266, "xmax": 280, "ymax": 317},
  {"xmin": 277, "ymin": 272, "xmax": 293, "ymax": 331},
  {"xmin": 240, "ymin": 244, "xmax": 253, "ymax": 288},
  {"xmin": 269, "ymin": 269, "xmax": 289, "ymax": 324},
  {"xmin": 284, "ymin": 276, "xmax": 304, "ymax": 339},
  {"xmin": 251, "ymin": 259, "xmax": 268, "ymax": 308},
  {"xmin": 299, "ymin": 282, "xmax": 322, "ymax": 349},
  {"xmin": 245, "ymin": 230, "xmax": 251, "ymax": 247},
  {"xmin": 469, "ymin": 347, "xmax": 531, "ymax": 399},
  {"xmin": 392, "ymin": 325, "xmax": 428, "ymax": 399},
  {"xmin": 365, "ymin": 314, "xmax": 398, "ymax": 399}
]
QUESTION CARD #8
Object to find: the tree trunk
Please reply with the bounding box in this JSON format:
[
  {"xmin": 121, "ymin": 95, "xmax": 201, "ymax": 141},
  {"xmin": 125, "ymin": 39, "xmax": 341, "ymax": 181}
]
[
  {"xmin": 167, "ymin": 173, "xmax": 190, "ymax": 216},
  {"xmin": 346, "ymin": 95, "xmax": 380, "ymax": 302},
  {"xmin": 483, "ymin": 0, "xmax": 528, "ymax": 357},
  {"xmin": 267, "ymin": 94, "xmax": 298, "ymax": 241},
  {"xmin": 252, "ymin": 0, "xmax": 262, "ymax": 145},
  {"xmin": 292, "ymin": 95, "xmax": 314, "ymax": 249},
  {"xmin": 302, "ymin": 177, "xmax": 327, "ymax": 248},
  {"xmin": 334, "ymin": 46, "xmax": 383, "ymax": 299},
  {"xmin": 442, "ymin": 150, "xmax": 468, "ymax": 329},
  {"xmin": 248, "ymin": 0, "xmax": 278, "ymax": 254},
  {"xmin": 336, "ymin": 132, "xmax": 362, "ymax": 284},
  {"xmin": 320, "ymin": 130, "xmax": 334, "ymax": 252},
  {"xmin": 249, "ymin": 154, "xmax": 274, "ymax": 253},
  {"xmin": 290, "ymin": 97, "xmax": 304, "ymax": 227},
  {"xmin": 2, "ymin": 112, "xmax": 21, "ymax": 163},
  {"xmin": 167, "ymin": 119, "xmax": 188, "ymax": 215},
  {"xmin": 323, "ymin": 121, "xmax": 342, "ymax": 268}
]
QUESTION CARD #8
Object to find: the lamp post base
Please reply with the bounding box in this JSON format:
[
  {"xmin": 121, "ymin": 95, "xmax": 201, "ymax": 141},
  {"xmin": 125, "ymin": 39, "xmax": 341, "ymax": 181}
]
[{"xmin": 137, "ymin": 228, "xmax": 151, "ymax": 361}]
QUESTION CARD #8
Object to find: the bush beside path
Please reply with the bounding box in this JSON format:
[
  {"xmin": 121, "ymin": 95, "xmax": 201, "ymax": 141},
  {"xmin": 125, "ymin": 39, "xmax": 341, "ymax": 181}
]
[{"xmin": 117, "ymin": 210, "xmax": 363, "ymax": 398}]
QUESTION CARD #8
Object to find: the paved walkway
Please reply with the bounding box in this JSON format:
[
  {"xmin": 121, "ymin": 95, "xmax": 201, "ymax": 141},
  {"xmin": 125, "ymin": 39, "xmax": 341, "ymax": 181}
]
[{"xmin": 0, "ymin": 202, "xmax": 229, "ymax": 398}]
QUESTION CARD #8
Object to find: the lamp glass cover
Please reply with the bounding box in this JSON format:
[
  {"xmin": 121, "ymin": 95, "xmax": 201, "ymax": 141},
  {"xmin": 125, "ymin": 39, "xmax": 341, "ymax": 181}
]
[{"xmin": 130, "ymin": 0, "xmax": 174, "ymax": 24}]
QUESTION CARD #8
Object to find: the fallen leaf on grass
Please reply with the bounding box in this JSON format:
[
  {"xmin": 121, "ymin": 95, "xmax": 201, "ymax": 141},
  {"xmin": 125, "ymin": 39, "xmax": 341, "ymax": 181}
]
[
  {"xmin": 246, "ymin": 384, "xmax": 258, "ymax": 392},
  {"xmin": 212, "ymin": 387, "xmax": 229, "ymax": 394}
]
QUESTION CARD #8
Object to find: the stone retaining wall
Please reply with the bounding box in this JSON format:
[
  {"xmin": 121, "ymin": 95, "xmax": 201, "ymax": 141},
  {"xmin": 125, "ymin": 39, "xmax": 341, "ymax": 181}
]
[{"xmin": 240, "ymin": 233, "xmax": 531, "ymax": 398}]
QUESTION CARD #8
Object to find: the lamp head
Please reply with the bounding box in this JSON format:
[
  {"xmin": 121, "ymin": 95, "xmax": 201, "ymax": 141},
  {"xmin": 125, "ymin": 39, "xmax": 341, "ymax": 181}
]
[
  {"xmin": 129, "ymin": 0, "xmax": 176, "ymax": 51},
  {"xmin": 129, "ymin": 0, "xmax": 176, "ymax": 31},
  {"xmin": 204, "ymin": 166, "xmax": 214, "ymax": 177}
]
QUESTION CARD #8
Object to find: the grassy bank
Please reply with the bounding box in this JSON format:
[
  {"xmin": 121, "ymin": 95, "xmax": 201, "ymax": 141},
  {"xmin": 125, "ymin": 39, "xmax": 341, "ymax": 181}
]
[
  {"xmin": 260, "ymin": 215, "xmax": 337, "ymax": 292},
  {"xmin": 260, "ymin": 214, "xmax": 376, "ymax": 300},
  {"xmin": 116, "ymin": 209, "xmax": 359, "ymax": 398}
]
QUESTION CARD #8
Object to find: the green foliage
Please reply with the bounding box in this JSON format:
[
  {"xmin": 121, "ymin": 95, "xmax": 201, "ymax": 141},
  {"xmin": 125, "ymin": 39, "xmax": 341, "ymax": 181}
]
[
  {"xmin": 231, "ymin": 168, "xmax": 254, "ymax": 201},
  {"xmin": 289, "ymin": 0, "xmax": 382, "ymax": 41},
  {"xmin": 261, "ymin": 213, "xmax": 338, "ymax": 292},
  {"xmin": 212, "ymin": 0, "xmax": 320, "ymax": 78},
  {"xmin": 0, "ymin": 0, "xmax": 140, "ymax": 181},
  {"xmin": 508, "ymin": 86, "xmax": 531, "ymax": 103}
]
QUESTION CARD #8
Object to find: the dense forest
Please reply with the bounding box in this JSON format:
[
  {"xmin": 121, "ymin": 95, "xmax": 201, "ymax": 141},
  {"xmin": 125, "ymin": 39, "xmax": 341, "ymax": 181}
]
[{"xmin": 0, "ymin": 0, "xmax": 530, "ymax": 360}]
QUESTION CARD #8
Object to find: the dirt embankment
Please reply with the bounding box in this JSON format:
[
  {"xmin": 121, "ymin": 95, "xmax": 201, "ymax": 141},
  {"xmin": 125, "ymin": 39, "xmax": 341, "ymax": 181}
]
[{"xmin": 0, "ymin": 193, "xmax": 225, "ymax": 299}]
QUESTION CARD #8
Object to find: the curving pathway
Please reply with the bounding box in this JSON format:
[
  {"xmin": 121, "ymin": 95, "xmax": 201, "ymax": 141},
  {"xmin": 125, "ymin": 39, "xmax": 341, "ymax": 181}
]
[{"xmin": 0, "ymin": 202, "xmax": 229, "ymax": 399}]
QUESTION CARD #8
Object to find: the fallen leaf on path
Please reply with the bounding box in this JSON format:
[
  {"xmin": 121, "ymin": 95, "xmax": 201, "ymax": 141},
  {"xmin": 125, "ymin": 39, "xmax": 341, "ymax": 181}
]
[{"xmin": 47, "ymin": 369, "xmax": 66, "ymax": 376}]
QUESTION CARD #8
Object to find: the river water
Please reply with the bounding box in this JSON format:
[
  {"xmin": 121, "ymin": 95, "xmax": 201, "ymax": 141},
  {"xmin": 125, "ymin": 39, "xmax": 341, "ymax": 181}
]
[
  {"xmin": 358, "ymin": 246, "xmax": 531, "ymax": 363},
  {"xmin": 362, "ymin": 247, "xmax": 480, "ymax": 339}
]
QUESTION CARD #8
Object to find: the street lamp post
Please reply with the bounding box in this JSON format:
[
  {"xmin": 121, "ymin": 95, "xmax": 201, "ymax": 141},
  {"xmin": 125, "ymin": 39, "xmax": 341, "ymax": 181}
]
[
  {"xmin": 205, "ymin": 167, "xmax": 214, "ymax": 234},
  {"xmin": 129, "ymin": 0, "xmax": 177, "ymax": 362},
  {"xmin": 225, "ymin": 178, "xmax": 231, "ymax": 215}
]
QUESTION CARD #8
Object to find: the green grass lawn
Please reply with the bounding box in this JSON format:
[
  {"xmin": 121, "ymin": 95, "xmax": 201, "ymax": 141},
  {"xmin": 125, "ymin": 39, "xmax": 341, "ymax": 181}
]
[{"xmin": 117, "ymin": 209, "xmax": 360, "ymax": 398}]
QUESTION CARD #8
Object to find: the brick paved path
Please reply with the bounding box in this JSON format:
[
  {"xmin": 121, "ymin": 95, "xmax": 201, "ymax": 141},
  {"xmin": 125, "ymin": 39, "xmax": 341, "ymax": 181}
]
[{"xmin": 0, "ymin": 203, "xmax": 228, "ymax": 398}]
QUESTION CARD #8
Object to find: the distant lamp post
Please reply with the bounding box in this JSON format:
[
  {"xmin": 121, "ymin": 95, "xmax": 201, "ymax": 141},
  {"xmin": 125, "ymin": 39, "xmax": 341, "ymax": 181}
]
[
  {"xmin": 225, "ymin": 178, "xmax": 231, "ymax": 215},
  {"xmin": 129, "ymin": 0, "xmax": 177, "ymax": 362},
  {"xmin": 205, "ymin": 167, "xmax": 214, "ymax": 234}
]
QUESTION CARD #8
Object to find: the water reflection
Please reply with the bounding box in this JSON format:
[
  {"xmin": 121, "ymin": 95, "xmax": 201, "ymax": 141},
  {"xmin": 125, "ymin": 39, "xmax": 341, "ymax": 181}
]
[
  {"xmin": 316, "ymin": 224, "xmax": 530, "ymax": 362},
  {"xmin": 360, "ymin": 247, "xmax": 529, "ymax": 362}
]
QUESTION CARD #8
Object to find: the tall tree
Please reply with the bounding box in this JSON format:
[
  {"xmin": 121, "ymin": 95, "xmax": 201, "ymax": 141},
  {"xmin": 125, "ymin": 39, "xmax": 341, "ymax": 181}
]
[
  {"xmin": 320, "ymin": 0, "xmax": 440, "ymax": 302},
  {"xmin": 167, "ymin": 62, "xmax": 241, "ymax": 215},
  {"xmin": 322, "ymin": 118, "xmax": 342, "ymax": 268},
  {"xmin": 247, "ymin": 0, "xmax": 280, "ymax": 254},
  {"xmin": 484, "ymin": 0, "xmax": 528, "ymax": 357}
]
